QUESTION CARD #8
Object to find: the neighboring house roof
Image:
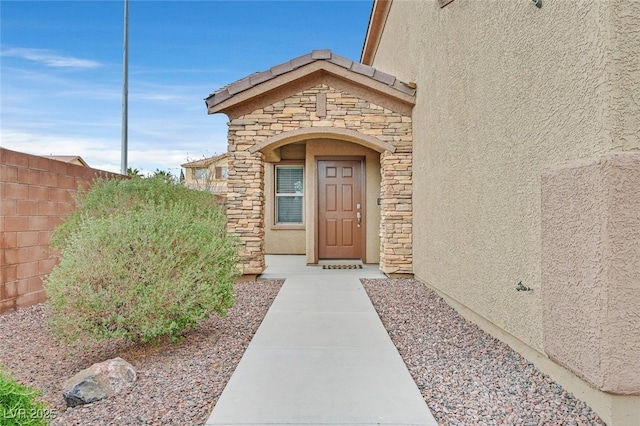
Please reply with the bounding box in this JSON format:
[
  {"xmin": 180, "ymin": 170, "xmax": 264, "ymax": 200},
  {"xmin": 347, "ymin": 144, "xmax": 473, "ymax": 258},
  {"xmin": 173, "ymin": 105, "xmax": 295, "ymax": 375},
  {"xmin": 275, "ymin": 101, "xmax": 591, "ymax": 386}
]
[
  {"xmin": 181, "ymin": 153, "xmax": 228, "ymax": 168},
  {"xmin": 43, "ymin": 155, "xmax": 89, "ymax": 167},
  {"xmin": 205, "ymin": 49, "xmax": 416, "ymax": 118}
]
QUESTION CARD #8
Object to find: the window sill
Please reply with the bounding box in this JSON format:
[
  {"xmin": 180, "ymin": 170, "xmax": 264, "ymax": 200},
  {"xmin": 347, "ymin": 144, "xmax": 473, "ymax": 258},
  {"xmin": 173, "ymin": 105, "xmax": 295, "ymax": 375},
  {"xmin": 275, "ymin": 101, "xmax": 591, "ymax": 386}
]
[{"xmin": 271, "ymin": 224, "xmax": 305, "ymax": 230}]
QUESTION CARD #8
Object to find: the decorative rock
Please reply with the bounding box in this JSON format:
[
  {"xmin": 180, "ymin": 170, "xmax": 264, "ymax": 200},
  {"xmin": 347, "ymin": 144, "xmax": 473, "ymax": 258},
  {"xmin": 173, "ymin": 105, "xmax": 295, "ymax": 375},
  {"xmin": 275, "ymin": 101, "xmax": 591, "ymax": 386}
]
[{"xmin": 62, "ymin": 357, "xmax": 136, "ymax": 407}]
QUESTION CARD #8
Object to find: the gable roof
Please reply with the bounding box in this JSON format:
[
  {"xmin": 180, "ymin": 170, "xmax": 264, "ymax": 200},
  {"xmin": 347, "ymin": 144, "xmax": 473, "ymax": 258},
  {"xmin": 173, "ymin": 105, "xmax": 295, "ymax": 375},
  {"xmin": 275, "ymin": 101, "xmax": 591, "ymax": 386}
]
[
  {"xmin": 43, "ymin": 155, "xmax": 89, "ymax": 167},
  {"xmin": 181, "ymin": 152, "xmax": 227, "ymax": 168},
  {"xmin": 205, "ymin": 50, "xmax": 415, "ymax": 118}
]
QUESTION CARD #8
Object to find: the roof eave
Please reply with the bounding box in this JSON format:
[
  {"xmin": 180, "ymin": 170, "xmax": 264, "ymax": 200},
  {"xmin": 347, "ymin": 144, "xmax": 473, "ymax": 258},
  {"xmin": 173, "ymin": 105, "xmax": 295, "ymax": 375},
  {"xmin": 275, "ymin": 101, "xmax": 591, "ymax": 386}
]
[
  {"xmin": 361, "ymin": 0, "xmax": 393, "ymax": 66},
  {"xmin": 207, "ymin": 60, "xmax": 415, "ymax": 118}
]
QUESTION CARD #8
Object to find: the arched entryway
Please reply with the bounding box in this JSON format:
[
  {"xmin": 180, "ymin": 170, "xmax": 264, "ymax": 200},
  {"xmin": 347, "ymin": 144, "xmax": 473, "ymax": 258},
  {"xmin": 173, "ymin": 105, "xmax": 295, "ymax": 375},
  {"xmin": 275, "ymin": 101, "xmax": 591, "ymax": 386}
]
[{"xmin": 253, "ymin": 130, "xmax": 387, "ymax": 266}]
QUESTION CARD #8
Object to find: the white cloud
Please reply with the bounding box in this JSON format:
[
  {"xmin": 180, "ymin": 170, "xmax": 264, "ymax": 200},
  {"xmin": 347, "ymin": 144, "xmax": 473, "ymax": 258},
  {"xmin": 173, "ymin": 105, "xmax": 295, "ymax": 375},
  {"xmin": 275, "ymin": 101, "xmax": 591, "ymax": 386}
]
[
  {"xmin": 0, "ymin": 128, "xmax": 223, "ymax": 176},
  {"xmin": 1, "ymin": 47, "xmax": 102, "ymax": 69},
  {"xmin": 0, "ymin": 129, "xmax": 120, "ymax": 171},
  {"xmin": 1, "ymin": 52, "xmax": 230, "ymax": 175}
]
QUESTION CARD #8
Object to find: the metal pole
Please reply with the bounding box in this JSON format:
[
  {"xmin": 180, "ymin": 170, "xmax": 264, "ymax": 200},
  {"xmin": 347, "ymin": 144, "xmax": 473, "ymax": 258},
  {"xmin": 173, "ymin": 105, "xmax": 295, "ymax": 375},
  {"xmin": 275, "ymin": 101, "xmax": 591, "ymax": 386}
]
[{"xmin": 121, "ymin": 0, "xmax": 129, "ymax": 175}]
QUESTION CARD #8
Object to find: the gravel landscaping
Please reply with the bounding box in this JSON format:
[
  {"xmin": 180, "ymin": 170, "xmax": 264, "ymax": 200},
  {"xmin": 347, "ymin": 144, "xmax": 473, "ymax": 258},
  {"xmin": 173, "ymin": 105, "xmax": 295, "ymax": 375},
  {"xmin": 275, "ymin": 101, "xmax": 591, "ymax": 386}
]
[
  {"xmin": 2, "ymin": 276, "xmax": 608, "ymax": 425},
  {"xmin": 361, "ymin": 278, "xmax": 606, "ymax": 426},
  {"xmin": 0, "ymin": 280, "xmax": 282, "ymax": 426}
]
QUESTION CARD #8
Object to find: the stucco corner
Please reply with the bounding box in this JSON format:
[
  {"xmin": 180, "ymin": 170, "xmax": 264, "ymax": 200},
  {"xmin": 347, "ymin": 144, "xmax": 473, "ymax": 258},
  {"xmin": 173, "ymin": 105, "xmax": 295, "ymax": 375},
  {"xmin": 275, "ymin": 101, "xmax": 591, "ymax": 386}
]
[{"xmin": 541, "ymin": 151, "xmax": 640, "ymax": 395}]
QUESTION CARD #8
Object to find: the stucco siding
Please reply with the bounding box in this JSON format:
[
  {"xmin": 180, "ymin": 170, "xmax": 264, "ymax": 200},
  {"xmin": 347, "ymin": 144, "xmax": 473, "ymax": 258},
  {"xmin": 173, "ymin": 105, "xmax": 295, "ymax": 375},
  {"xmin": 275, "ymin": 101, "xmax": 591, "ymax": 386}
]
[
  {"xmin": 542, "ymin": 152, "xmax": 640, "ymax": 395},
  {"xmin": 369, "ymin": 0, "xmax": 638, "ymax": 353},
  {"xmin": 264, "ymin": 164, "xmax": 306, "ymax": 255},
  {"xmin": 609, "ymin": 0, "xmax": 640, "ymax": 151}
]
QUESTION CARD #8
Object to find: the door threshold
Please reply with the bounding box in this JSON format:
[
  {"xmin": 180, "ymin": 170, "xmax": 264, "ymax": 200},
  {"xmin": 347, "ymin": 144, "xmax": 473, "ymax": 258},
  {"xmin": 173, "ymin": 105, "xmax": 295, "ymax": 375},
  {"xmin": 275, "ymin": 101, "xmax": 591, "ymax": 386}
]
[{"xmin": 317, "ymin": 259, "xmax": 363, "ymax": 266}]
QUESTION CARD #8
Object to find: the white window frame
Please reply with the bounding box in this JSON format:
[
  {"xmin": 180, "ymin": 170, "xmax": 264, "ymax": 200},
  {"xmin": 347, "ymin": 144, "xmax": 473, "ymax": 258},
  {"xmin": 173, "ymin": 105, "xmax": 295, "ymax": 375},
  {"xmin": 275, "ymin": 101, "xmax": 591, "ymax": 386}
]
[
  {"xmin": 275, "ymin": 165, "xmax": 304, "ymax": 225},
  {"xmin": 193, "ymin": 167, "xmax": 209, "ymax": 180}
]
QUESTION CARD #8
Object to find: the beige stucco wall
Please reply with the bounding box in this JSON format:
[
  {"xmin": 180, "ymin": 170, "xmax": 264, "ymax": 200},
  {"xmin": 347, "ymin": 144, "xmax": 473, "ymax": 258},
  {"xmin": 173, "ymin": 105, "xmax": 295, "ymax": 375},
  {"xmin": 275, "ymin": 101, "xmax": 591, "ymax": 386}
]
[
  {"xmin": 542, "ymin": 152, "xmax": 640, "ymax": 395},
  {"xmin": 264, "ymin": 143, "xmax": 306, "ymax": 255},
  {"xmin": 183, "ymin": 155, "xmax": 229, "ymax": 194},
  {"xmin": 370, "ymin": 0, "xmax": 639, "ymax": 353},
  {"xmin": 263, "ymin": 161, "xmax": 306, "ymax": 255}
]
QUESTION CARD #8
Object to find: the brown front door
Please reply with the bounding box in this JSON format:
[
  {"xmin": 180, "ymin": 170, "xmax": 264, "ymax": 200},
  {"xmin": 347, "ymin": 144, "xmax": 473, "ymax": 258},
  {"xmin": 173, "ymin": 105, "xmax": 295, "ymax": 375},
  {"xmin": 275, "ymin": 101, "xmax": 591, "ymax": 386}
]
[{"xmin": 318, "ymin": 159, "xmax": 364, "ymax": 259}]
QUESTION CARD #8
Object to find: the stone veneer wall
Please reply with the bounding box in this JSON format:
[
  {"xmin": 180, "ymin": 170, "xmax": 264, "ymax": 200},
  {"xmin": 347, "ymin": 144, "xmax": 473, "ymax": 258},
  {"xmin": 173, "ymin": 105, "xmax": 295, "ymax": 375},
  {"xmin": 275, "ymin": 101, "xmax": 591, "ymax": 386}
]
[{"xmin": 225, "ymin": 83, "xmax": 412, "ymax": 275}]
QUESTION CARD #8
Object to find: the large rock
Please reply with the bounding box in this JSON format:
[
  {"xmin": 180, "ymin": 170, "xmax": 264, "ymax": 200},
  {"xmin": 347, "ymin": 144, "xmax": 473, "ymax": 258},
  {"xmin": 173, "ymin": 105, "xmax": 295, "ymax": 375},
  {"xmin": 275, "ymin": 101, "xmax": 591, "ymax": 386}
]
[{"xmin": 62, "ymin": 357, "xmax": 136, "ymax": 407}]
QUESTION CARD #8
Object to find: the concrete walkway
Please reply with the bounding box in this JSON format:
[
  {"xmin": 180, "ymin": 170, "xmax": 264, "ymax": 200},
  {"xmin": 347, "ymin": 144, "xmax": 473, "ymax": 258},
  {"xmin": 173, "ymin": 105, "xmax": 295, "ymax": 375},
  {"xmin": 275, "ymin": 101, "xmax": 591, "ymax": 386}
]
[{"xmin": 206, "ymin": 255, "xmax": 437, "ymax": 426}]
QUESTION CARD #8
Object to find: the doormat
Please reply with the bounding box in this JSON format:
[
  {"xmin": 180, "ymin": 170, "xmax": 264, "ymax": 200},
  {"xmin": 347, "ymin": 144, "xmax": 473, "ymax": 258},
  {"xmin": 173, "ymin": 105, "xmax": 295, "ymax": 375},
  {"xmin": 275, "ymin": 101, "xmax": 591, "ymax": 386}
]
[{"xmin": 322, "ymin": 264, "xmax": 363, "ymax": 270}]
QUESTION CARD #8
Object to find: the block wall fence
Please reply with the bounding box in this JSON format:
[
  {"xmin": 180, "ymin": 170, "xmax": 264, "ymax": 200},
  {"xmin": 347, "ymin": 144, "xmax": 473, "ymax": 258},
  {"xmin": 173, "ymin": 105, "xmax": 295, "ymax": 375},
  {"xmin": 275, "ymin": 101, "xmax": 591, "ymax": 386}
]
[{"xmin": 0, "ymin": 148, "xmax": 123, "ymax": 313}]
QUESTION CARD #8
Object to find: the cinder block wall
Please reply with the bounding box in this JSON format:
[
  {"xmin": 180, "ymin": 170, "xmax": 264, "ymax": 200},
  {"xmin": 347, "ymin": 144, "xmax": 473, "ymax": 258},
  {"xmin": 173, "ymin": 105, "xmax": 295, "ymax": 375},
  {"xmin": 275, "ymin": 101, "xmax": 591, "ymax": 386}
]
[{"xmin": 0, "ymin": 148, "xmax": 123, "ymax": 313}]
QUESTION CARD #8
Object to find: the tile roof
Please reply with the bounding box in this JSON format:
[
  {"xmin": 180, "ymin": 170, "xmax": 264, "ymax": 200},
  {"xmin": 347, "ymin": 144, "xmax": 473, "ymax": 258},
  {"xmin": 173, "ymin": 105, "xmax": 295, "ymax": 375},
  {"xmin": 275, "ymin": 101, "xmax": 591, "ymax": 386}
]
[{"xmin": 205, "ymin": 50, "xmax": 415, "ymax": 109}]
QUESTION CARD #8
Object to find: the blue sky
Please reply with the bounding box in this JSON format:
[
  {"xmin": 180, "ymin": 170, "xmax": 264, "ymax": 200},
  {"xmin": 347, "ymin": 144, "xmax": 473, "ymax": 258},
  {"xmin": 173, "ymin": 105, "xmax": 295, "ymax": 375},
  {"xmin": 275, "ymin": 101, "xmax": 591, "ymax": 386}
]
[{"xmin": 1, "ymin": 0, "xmax": 373, "ymax": 176}]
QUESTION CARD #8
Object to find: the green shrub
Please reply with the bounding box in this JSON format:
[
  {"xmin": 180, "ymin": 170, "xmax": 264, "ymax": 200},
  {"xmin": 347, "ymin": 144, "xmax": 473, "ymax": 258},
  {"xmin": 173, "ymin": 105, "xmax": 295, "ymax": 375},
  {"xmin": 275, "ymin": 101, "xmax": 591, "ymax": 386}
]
[
  {"xmin": 45, "ymin": 177, "xmax": 240, "ymax": 343},
  {"xmin": 51, "ymin": 176, "xmax": 221, "ymax": 250},
  {"xmin": 0, "ymin": 367, "xmax": 50, "ymax": 426}
]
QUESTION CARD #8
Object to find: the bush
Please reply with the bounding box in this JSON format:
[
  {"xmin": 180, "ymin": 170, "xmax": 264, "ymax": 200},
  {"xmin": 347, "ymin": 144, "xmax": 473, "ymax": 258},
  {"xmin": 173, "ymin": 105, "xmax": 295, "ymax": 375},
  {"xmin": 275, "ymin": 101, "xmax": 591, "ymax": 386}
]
[
  {"xmin": 0, "ymin": 367, "xmax": 50, "ymax": 426},
  {"xmin": 45, "ymin": 177, "xmax": 240, "ymax": 343}
]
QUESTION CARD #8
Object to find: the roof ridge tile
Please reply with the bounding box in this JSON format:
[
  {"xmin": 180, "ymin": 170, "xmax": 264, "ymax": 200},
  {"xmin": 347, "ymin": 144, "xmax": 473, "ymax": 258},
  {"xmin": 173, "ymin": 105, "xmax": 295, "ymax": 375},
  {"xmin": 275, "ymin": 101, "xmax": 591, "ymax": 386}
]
[
  {"xmin": 311, "ymin": 49, "xmax": 332, "ymax": 59},
  {"xmin": 205, "ymin": 50, "xmax": 415, "ymax": 109}
]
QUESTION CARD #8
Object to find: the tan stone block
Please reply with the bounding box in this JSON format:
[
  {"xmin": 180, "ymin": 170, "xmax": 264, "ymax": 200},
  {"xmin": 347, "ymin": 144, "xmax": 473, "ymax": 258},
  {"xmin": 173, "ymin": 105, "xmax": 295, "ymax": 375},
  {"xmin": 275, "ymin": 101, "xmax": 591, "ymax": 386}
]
[
  {"xmin": 231, "ymin": 118, "xmax": 257, "ymax": 125},
  {"xmin": 363, "ymin": 115, "xmax": 387, "ymax": 123},
  {"xmin": 283, "ymin": 107, "xmax": 306, "ymax": 114},
  {"xmin": 393, "ymin": 249, "xmax": 412, "ymax": 255},
  {"xmin": 312, "ymin": 121, "xmax": 333, "ymax": 127},
  {"xmin": 361, "ymin": 129, "xmax": 383, "ymax": 135}
]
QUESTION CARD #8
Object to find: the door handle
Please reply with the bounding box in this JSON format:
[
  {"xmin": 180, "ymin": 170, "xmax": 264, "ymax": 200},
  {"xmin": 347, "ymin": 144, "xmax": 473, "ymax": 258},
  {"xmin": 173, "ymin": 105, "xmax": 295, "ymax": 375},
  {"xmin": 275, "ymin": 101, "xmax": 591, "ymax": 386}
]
[{"xmin": 356, "ymin": 212, "xmax": 362, "ymax": 227}]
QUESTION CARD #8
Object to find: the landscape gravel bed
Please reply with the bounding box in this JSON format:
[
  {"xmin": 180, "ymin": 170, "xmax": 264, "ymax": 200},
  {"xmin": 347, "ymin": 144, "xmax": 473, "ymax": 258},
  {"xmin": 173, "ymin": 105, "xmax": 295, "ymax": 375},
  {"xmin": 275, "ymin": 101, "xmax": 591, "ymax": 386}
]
[
  {"xmin": 0, "ymin": 279, "xmax": 282, "ymax": 426},
  {"xmin": 361, "ymin": 278, "xmax": 605, "ymax": 426}
]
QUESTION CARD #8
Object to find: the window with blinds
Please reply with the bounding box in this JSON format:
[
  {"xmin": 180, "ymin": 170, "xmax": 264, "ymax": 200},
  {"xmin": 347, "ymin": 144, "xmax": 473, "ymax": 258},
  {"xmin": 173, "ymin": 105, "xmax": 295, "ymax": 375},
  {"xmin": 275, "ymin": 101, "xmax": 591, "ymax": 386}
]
[
  {"xmin": 275, "ymin": 165, "xmax": 303, "ymax": 224},
  {"xmin": 194, "ymin": 168, "xmax": 209, "ymax": 180}
]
